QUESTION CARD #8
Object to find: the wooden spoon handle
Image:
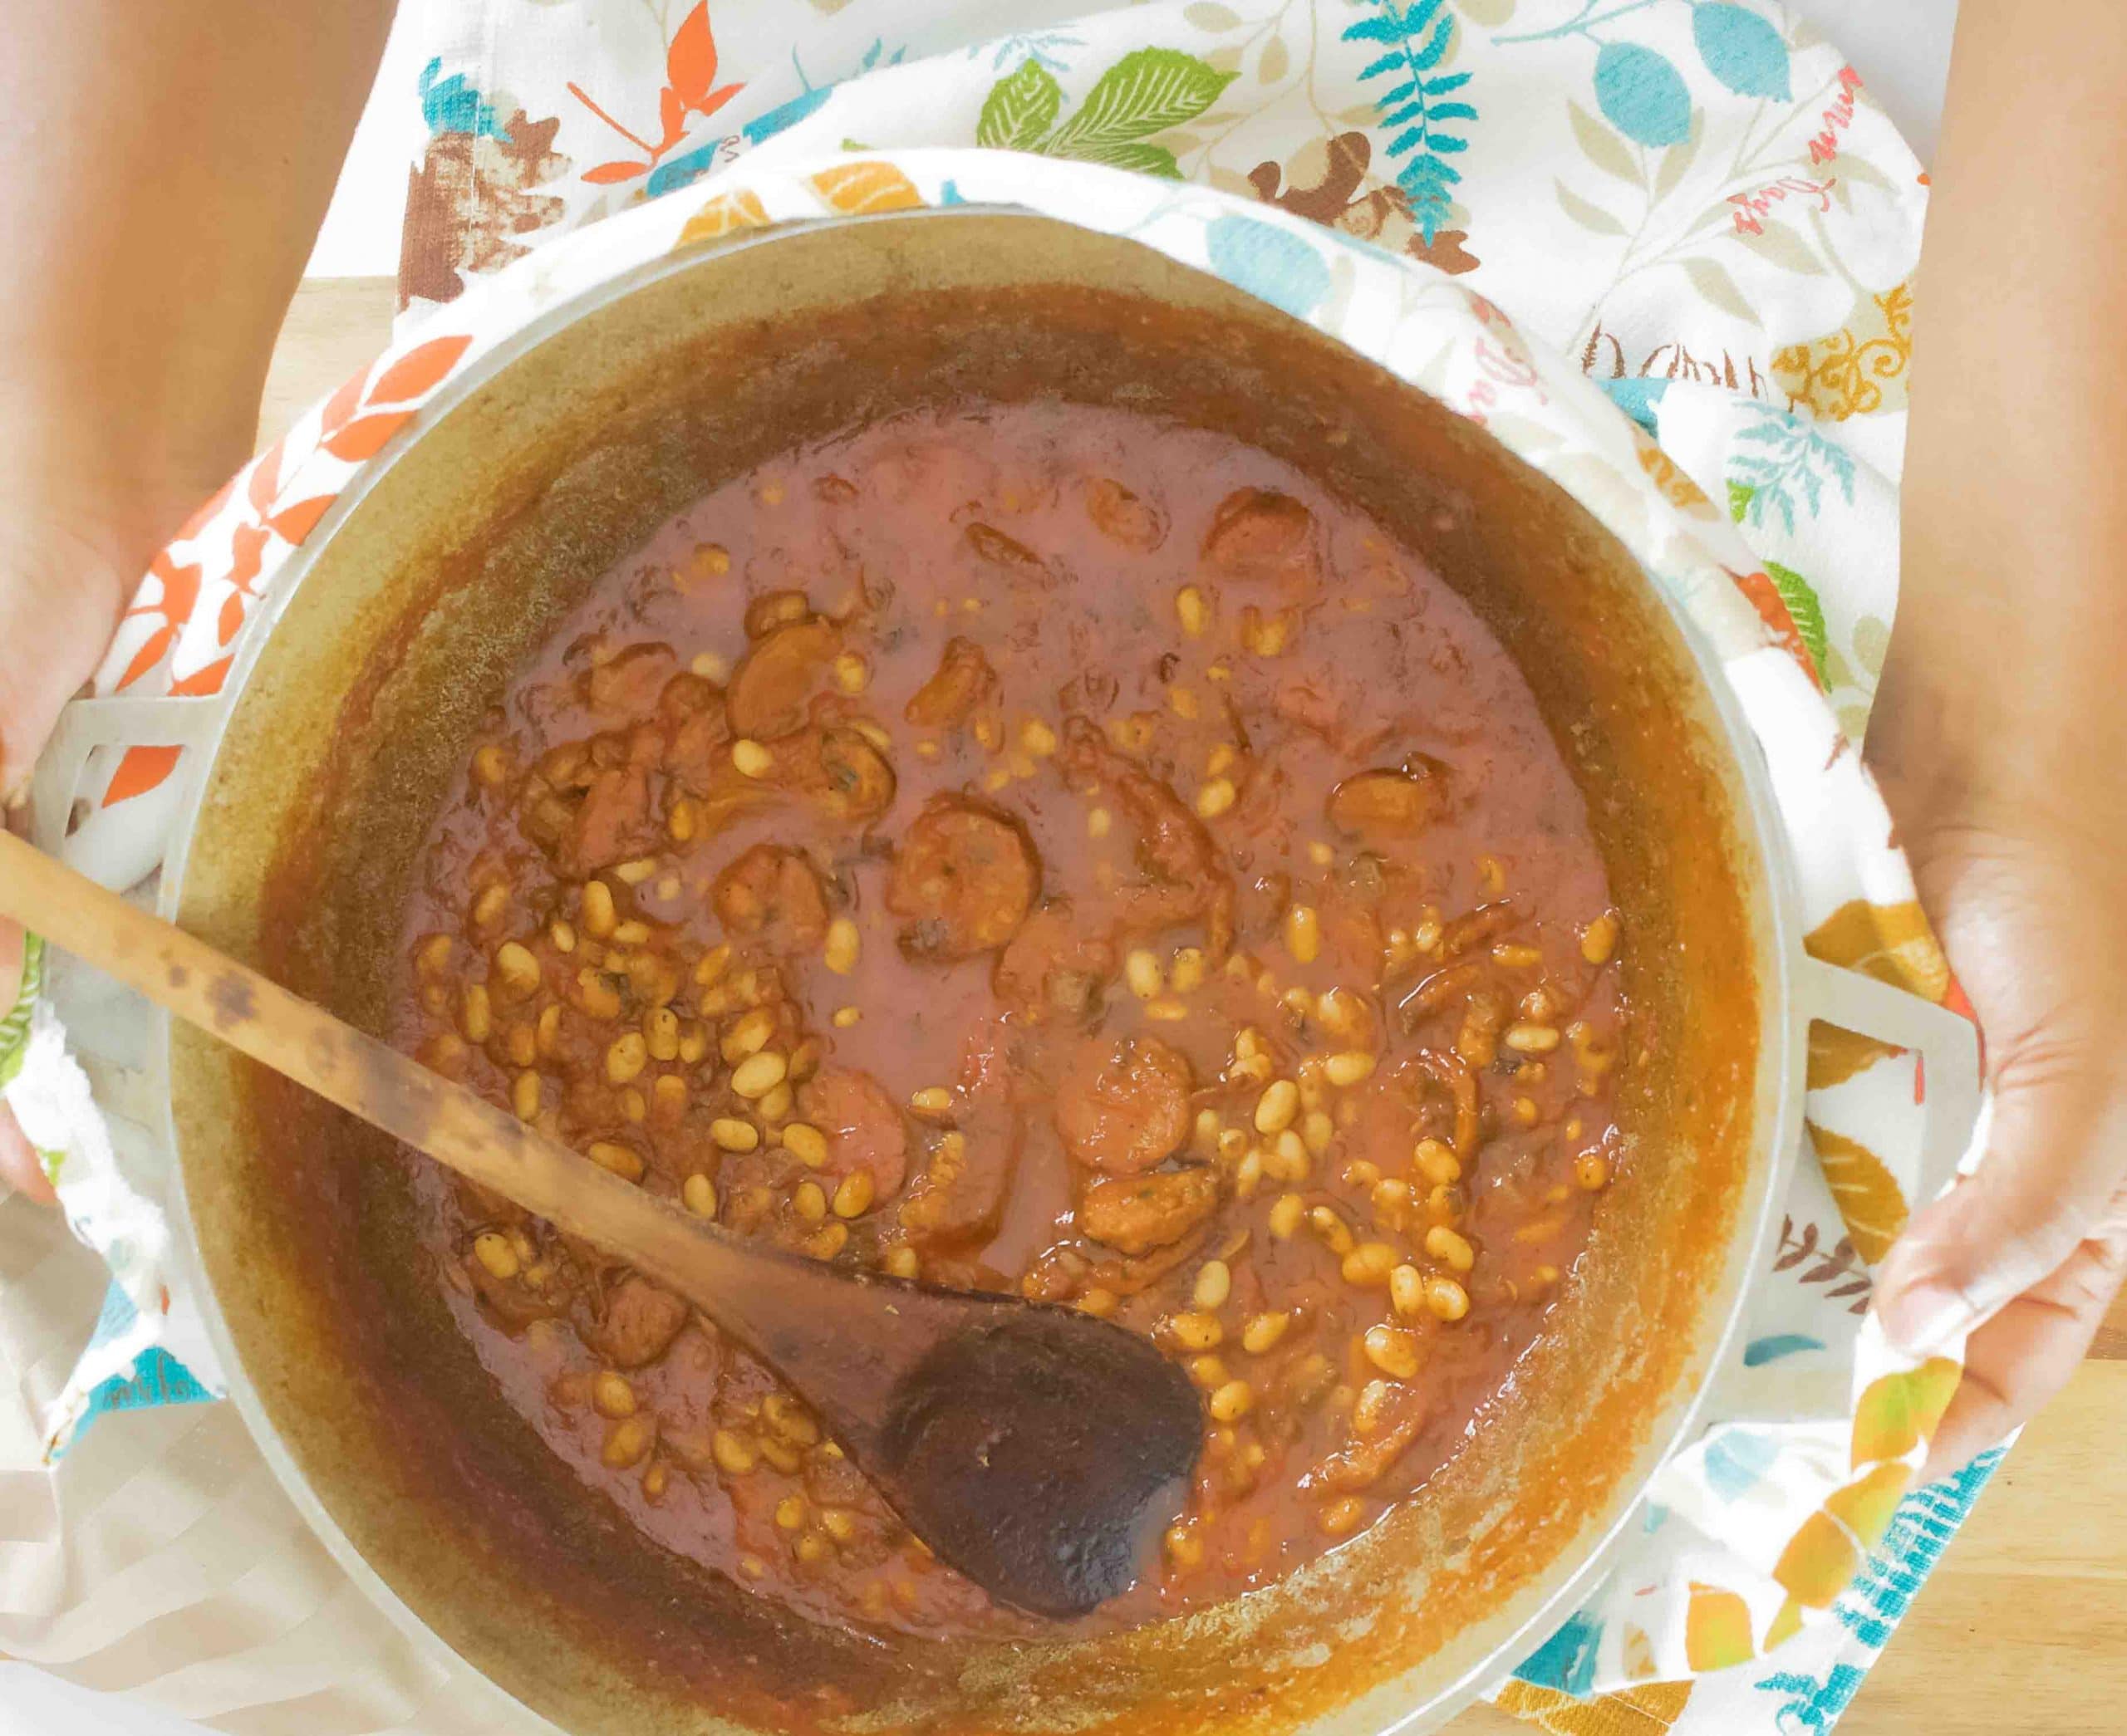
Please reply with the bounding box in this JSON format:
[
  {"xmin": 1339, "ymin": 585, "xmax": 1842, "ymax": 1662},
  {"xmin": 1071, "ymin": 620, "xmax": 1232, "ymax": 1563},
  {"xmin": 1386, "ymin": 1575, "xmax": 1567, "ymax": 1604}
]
[
  {"xmin": 0, "ymin": 828, "xmax": 956, "ymax": 1426},
  {"xmin": 0, "ymin": 829, "xmax": 732, "ymax": 1301}
]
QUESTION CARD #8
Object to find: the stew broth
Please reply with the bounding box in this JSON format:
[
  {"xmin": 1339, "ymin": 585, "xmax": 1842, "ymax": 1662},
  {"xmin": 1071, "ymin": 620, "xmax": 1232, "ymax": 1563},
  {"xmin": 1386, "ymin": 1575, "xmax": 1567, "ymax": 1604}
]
[{"xmin": 390, "ymin": 400, "xmax": 1625, "ymax": 1640}]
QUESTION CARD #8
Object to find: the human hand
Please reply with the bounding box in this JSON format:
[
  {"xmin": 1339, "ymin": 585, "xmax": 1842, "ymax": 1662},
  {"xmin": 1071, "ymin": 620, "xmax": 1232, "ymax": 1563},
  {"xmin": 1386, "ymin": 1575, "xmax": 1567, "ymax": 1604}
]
[
  {"xmin": 0, "ymin": 500, "xmax": 144, "ymax": 1202},
  {"xmin": 1865, "ymin": 776, "xmax": 2127, "ymax": 1477}
]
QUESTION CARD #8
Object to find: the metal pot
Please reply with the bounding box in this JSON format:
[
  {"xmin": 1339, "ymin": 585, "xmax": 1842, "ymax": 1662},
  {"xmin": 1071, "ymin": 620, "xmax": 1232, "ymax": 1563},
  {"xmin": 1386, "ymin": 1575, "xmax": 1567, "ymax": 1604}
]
[{"xmin": 63, "ymin": 205, "xmax": 1963, "ymax": 1734}]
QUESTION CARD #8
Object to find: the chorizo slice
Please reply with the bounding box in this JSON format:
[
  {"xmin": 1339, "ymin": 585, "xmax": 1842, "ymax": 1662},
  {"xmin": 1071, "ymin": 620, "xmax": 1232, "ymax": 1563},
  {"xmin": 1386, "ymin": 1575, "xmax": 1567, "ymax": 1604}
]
[
  {"xmin": 581, "ymin": 1274, "xmax": 689, "ymax": 1369},
  {"xmin": 993, "ymin": 900, "xmax": 1116, "ymax": 1022},
  {"xmin": 798, "ymin": 1067, "xmax": 909, "ymax": 1197},
  {"xmin": 964, "ymin": 522, "xmax": 1054, "ymax": 581},
  {"xmin": 1058, "ymin": 716, "xmax": 1235, "ymax": 959},
  {"xmin": 779, "ymin": 723, "xmax": 896, "ymax": 822},
  {"xmin": 1326, "ymin": 761, "xmax": 1453, "ymax": 841},
  {"xmin": 1053, "ymin": 1034, "xmax": 1193, "ymax": 1175},
  {"xmin": 1084, "ymin": 478, "xmax": 1167, "ymax": 552},
  {"xmin": 884, "ymin": 797, "xmax": 1038, "ymax": 960},
  {"xmin": 726, "ymin": 617, "xmax": 841, "ymax": 739},
  {"xmin": 904, "ymin": 636, "xmax": 1000, "ymax": 733},
  {"xmin": 1201, "ymin": 487, "xmax": 1315, "ymax": 579},
  {"xmin": 712, "ymin": 844, "xmax": 830, "ymax": 952},
  {"xmin": 583, "ymin": 642, "xmax": 677, "ymax": 716},
  {"xmin": 665, "ymin": 709, "xmax": 731, "ymax": 794},
  {"xmin": 743, "ymin": 589, "xmax": 813, "ymax": 639},
  {"xmin": 1077, "ymin": 1165, "xmax": 1221, "ymax": 1257},
  {"xmin": 567, "ymin": 764, "xmax": 653, "ymax": 872}
]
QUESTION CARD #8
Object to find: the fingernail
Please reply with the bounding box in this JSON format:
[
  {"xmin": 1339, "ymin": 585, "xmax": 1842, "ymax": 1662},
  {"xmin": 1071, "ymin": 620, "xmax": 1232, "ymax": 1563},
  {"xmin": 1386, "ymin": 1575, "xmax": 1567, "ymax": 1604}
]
[{"xmin": 1876, "ymin": 1277, "xmax": 1982, "ymax": 1356}]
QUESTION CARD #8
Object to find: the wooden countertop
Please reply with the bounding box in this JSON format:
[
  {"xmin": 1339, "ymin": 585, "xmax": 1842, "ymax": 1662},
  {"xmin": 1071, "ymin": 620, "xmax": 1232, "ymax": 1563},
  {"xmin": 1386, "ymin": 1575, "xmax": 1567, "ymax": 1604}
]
[{"xmin": 261, "ymin": 279, "xmax": 2127, "ymax": 1736}]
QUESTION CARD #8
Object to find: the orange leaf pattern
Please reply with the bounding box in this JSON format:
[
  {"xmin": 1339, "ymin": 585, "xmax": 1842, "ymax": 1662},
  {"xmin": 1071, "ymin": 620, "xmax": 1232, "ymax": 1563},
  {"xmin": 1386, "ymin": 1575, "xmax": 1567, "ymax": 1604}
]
[
  {"xmin": 566, "ymin": 2, "xmax": 744, "ymax": 190},
  {"xmin": 1850, "ymin": 1358, "xmax": 1961, "ymax": 1469},
  {"xmin": 322, "ymin": 409, "xmax": 416, "ymax": 462},
  {"xmin": 1804, "ymin": 899, "xmax": 1951, "ymax": 1087},
  {"xmin": 101, "ymin": 745, "xmax": 183, "ymax": 807},
  {"xmin": 1636, "ymin": 441, "xmax": 1712, "ymax": 512},
  {"xmin": 1805, "ymin": 1121, "xmax": 1908, "ymax": 1263},
  {"xmin": 1496, "ymin": 1680, "xmax": 1695, "ymax": 1734},
  {"xmin": 810, "ymin": 160, "xmax": 925, "ymax": 213},
  {"xmin": 677, "ymin": 187, "xmax": 769, "ymax": 247},
  {"xmin": 86, "ymin": 316, "xmax": 478, "ymax": 807},
  {"xmin": 1682, "ymin": 1584, "xmax": 1754, "ymax": 1671},
  {"xmin": 369, "ymin": 334, "xmax": 474, "ymax": 405},
  {"xmin": 666, "ymin": 2, "xmax": 718, "ymax": 110}
]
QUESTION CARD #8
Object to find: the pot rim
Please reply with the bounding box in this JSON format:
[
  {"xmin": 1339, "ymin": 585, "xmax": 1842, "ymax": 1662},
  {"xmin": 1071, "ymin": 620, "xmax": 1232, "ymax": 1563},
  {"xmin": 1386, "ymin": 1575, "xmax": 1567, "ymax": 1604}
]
[{"xmin": 153, "ymin": 199, "xmax": 1807, "ymax": 1736}]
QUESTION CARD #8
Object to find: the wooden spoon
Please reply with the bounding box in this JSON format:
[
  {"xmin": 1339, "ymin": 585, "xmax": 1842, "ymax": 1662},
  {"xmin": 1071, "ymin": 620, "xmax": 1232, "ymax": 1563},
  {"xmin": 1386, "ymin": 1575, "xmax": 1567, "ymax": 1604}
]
[{"xmin": 0, "ymin": 831, "xmax": 1200, "ymax": 1616}]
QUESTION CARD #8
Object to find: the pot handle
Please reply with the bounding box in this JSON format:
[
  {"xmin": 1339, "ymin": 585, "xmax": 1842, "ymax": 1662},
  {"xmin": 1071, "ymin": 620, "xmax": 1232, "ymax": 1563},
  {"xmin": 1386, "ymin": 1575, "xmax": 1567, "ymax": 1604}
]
[
  {"xmin": 1798, "ymin": 954, "xmax": 1984, "ymax": 1203},
  {"xmin": 27, "ymin": 694, "xmax": 229, "ymax": 862},
  {"xmin": 17, "ymin": 693, "xmax": 230, "ymax": 1128}
]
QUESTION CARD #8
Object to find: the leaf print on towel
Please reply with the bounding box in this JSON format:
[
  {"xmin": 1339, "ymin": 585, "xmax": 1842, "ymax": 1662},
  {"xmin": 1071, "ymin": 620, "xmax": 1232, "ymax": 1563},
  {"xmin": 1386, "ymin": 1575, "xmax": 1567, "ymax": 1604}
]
[
  {"xmin": 1805, "ymin": 1121, "xmax": 1908, "ymax": 1263},
  {"xmin": 1727, "ymin": 402, "xmax": 1856, "ymax": 534},
  {"xmin": 1343, "ymin": 0, "xmax": 1478, "ymax": 243},
  {"xmin": 974, "ymin": 47, "xmax": 1235, "ymax": 178},
  {"xmin": 1494, "ymin": 1679, "xmax": 1694, "ymax": 1733},
  {"xmin": 1594, "ymin": 41, "xmax": 1692, "ymax": 145},
  {"xmin": 1726, "ymin": 566, "xmax": 1819, "ymax": 685},
  {"xmin": 401, "ymin": 69, "xmax": 571, "ymax": 308},
  {"xmin": 1206, "ymin": 214, "xmax": 1333, "ymax": 317},
  {"xmin": 1247, "ymin": 131, "xmax": 1480, "ymax": 272},
  {"xmin": 1762, "ymin": 560, "xmax": 1828, "ymax": 679},
  {"xmin": 978, "ymin": 56, "xmax": 1066, "ymax": 149},
  {"xmin": 1772, "ymin": 1215, "xmax": 1874, "ymax": 1315},
  {"xmin": 567, "ymin": 2, "xmax": 744, "ymax": 189},
  {"xmin": 1804, "ymin": 899, "xmax": 1951, "ymax": 1087},
  {"xmin": 1692, "ymin": 2, "xmax": 1791, "ymax": 100},
  {"xmin": 741, "ymin": 42, "xmax": 908, "ymax": 153}
]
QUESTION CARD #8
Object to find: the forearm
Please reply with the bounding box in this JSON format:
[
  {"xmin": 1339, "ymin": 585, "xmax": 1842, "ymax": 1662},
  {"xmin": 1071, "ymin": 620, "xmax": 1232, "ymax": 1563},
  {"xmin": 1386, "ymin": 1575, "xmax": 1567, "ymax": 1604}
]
[
  {"xmin": 1875, "ymin": 0, "xmax": 2127, "ymax": 836},
  {"xmin": 0, "ymin": 1, "xmax": 395, "ymax": 551}
]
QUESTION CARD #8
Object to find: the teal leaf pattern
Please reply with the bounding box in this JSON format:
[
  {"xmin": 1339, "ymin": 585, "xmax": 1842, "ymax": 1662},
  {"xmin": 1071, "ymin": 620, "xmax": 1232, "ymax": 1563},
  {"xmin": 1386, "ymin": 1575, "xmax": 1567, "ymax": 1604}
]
[
  {"xmin": 1765, "ymin": 560, "xmax": 1830, "ymax": 683},
  {"xmin": 1743, "ymin": 1331, "xmax": 1825, "ymax": 1367},
  {"xmin": 1692, "ymin": 1, "xmax": 1791, "ymax": 101},
  {"xmin": 977, "ymin": 56, "xmax": 1064, "ymax": 149},
  {"xmin": 1730, "ymin": 405, "xmax": 1857, "ymax": 535},
  {"xmin": 1343, "ymin": 0, "xmax": 1479, "ymax": 243},
  {"xmin": 1704, "ymin": 1427, "xmax": 1781, "ymax": 1499},
  {"xmin": 1593, "ymin": 41, "xmax": 1692, "ymax": 146},
  {"xmin": 1206, "ymin": 214, "xmax": 1332, "ymax": 317},
  {"xmin": 418, "ymin": 56, "xmax": 511, "ymax": 141}
]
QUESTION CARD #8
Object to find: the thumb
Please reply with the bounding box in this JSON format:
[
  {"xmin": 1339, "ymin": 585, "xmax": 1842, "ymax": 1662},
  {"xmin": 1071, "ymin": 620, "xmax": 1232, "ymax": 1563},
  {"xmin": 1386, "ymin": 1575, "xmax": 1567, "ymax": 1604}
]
[
  {"xmin": 1875, "ymin": 1041, "xmax": 2127, "ymax": 1353},
  {"xmin": 0, "ymin": 529, "xmax": 125, "ymax": 802}
]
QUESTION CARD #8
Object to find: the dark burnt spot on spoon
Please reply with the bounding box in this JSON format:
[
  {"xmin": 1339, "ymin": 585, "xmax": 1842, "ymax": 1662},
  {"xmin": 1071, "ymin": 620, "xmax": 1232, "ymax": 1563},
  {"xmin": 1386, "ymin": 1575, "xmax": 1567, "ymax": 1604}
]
[
  {"xmin": 874, "ymin": 1305, "xmax": 1201, "ymax": 1616},
  {"xmin": 207, "ymin": 969, "xmax": 256, "ymax": 1028}
]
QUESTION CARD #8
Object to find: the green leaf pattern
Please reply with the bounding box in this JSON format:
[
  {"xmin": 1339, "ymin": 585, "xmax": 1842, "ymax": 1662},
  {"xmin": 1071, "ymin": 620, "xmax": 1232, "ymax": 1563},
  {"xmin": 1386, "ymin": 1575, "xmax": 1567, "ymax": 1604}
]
[
  {"xmin": 1765, "ymin": 560, "xmax": 1830, "ymax": 683},
  {"xmin": 976, "ymin": 56, "xmax": 1064, "ymax": 150},
  {"xmin": 976, "ymin": 47, "xmax": 1235, "ymax": 178}
]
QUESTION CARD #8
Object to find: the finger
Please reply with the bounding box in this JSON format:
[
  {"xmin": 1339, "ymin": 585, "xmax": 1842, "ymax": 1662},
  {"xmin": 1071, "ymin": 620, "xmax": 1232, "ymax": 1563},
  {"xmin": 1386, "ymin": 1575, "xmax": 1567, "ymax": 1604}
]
[
  {"xmin": 1874, "ymin": 1050, "xmax": 2126, "ymax": 1352},
  {"xmin": 0, "ymin": 919, "xmax": 54, "ymax": 1204},
  {"xmin": 0, "ymin": 1102, "xmax": 55, "ymax": 1204},
  {"xmin": 0, "ymin": 528, "xmax": 123, "ymax": 801},
  {"xmin": 1920, "ymin": 1219, "xmax": 2127, "ymax": 1479}
]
